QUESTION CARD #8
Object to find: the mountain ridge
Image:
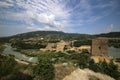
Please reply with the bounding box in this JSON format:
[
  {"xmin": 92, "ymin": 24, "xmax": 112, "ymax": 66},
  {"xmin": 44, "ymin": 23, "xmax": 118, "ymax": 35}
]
[{"xmin": 0, "ymin": 31, "xmax": 120, "ymax": 42}]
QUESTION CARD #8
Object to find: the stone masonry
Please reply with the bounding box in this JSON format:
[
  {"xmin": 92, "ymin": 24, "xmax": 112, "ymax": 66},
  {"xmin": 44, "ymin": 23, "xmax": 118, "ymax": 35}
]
[{"xmin": 92, "ymin": 38, "xmax": 108, "ymax": 56}]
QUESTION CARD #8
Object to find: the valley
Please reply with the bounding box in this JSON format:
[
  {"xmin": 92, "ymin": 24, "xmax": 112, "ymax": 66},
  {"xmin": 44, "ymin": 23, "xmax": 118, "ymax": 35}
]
[{"xmin": 0, "ymin": 31, "xmax": 120, "ymax": 80}]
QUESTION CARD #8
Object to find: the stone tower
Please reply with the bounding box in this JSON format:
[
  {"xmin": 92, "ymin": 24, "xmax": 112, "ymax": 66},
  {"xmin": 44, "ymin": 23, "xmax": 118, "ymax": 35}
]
[{"xmin": 92, "ymin": 38, "xmax": 108, "ymax": 56}]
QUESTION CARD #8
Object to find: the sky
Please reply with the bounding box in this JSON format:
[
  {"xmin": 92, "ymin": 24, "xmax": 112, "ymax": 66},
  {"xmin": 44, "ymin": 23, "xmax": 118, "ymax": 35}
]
[{"xmin": 0, "ymin": 0, "xmax": 120, "ymax": 37}]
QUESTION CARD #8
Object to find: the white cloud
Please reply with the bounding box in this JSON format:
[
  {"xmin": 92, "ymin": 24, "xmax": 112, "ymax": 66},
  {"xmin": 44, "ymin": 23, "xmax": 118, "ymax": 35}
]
[
  {"xmin": 11, "ymin": 0, "xmax": 70, "ymax": 31},
  {"xmin": 36, "ymin": 13, "xmax": 55, "ymax": 24},
  {"xmin": 0, "ymin": 0, "xmax": 118, "ymax": 32},
  {"xmin": 0, "ymin": 1, "xmax": 13, "ymax": 7},
  {"xmin": 106, "ymin": 24, "xmax": 114, "ymax": 33},
  {"xmin": 26, "ymin": 26, "xmax": 59, "ymax": 31},
  {"xmin": 22, "ymin": 0, "xmax": 70, "ymax": 19}
]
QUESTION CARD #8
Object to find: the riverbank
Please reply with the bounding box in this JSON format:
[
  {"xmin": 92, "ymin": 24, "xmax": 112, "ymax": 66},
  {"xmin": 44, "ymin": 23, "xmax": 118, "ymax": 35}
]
[
  {"xmin": 19, "ymin": 49, "xmax": 40, "ymax": 57},
  {"xmin": 15, "ymin": 58, "xmax": 29, "ymax": 65},
  {"xmin": 3, "ymin": 44, "xmax": 38, "ymax": 63}
]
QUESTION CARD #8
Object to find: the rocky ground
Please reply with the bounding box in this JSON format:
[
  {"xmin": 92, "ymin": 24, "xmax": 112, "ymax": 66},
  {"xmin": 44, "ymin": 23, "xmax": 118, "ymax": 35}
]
[{"xmin": 63, "ymin": 68, "xmax": 115, "ymax": 80}]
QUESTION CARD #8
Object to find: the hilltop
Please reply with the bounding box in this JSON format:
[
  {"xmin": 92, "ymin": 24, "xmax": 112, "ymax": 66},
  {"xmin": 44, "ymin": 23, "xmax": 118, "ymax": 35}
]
[
  {"xmin": 94, "ymin": 32, "xmax": 120, "ymax": 38},
  {"xmin": 10, "ymin": 31, "xmax": 95, "ymax": 41},
  {"xmin": 1, "ymin": 31, "xmax": 120, "ymax": 41}
]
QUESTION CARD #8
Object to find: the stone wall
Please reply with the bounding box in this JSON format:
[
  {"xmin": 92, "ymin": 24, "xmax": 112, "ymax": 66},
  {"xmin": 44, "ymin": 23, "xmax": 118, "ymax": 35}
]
[{"xmin": 92, "ymin": 38, "xmax": 108, "ymax": 56}]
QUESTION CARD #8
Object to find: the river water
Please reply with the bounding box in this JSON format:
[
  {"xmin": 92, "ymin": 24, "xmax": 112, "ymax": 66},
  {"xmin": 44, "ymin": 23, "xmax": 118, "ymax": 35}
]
[
  {"xmin": 3, "ymin": 44, "xmax": 38, "ymax": 63},
  {"xmin": 108, "ymin": 47, "xmax": 120, "ymax": 58},
  {"xmin": 2, "ymin": 44, "xmax": 120, "ymax": 63}
]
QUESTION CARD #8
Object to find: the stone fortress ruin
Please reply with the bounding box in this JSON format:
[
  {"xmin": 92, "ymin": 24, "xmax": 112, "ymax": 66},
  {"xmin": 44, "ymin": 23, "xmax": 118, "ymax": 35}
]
[
  {"xmin": 91, "ymin": 38, "xmax": 108, "ymax": 56},
  {"xmin": 91, "ymin": 38, "xmax": 110, "ymax": 63},
  {"xmin": 40, "ymin": 40, "xmax": 70, "ymax": 52},
  {"xmin": 40, "ymin": 37, "xmax": 113, "ymax": 60}
]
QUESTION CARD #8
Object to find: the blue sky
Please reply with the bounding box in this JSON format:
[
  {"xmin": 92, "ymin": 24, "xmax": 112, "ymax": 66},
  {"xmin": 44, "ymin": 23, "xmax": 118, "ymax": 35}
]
[{"xmin": 0, "ymin": 0, "xmax": 120, "ymax": 37}]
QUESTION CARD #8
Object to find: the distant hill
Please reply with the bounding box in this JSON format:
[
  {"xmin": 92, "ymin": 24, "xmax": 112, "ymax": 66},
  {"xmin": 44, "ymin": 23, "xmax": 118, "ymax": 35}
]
[
  {"xmin": 0, "ymin": 31, "xmax": 120, "ymax": 42},
  {"xmin": 10, "ymin": 31, "xmax": 95, "ymax": 41},
  {"xmin": 95, "ymin": 32, "xmax": 120, "ymax": 38}
]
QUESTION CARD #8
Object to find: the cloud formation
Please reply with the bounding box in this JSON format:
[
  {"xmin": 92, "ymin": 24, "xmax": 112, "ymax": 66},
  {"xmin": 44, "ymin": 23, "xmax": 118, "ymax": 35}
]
[
  {"xmin": 106, "ymin": 24, "xmax": 114, "ymax": 33},
  {"xmin": 0, "ymin": 0, "xmax": 119, "ymax": 32}
]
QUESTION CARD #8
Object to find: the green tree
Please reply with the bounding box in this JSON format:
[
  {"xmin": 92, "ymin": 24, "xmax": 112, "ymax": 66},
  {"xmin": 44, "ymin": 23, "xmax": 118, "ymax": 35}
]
[
  {"xmin": 0, "ymin": 55, "xmax": 16, "ymax": 77},
  {"xmin": 33, "ymin": 56, "xmax": 55, "ymax": 80},
  {"xmin": 107, "ymin": 60, "xmax": 120, "ymax": 79},
  {"xmin": 73, "ymin": 40, "xmax": 91, "ymax": 47},
  {"xmin": 69, "ymin": 51, "xmax": 91, "ymax": 69},
  {"xmin": 88, "ymin": 59, "xmax": 120, "ymax": 79}
]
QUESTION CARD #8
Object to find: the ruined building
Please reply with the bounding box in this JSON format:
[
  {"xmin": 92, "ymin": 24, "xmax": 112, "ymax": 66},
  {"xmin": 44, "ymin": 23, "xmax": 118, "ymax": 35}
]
[
  {"xmin": 92, "ymin": 38, "xmax": 108, "ymax": 56},
  {"xmin": 40, "ymin": 40, "xmax": 70, "ymax": 52}
]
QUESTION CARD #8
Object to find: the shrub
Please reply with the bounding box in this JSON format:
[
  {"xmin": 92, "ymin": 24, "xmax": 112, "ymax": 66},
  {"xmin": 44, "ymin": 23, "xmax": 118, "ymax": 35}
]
[
  {"xmin": 89, "ymin": 60, "xmax": 120, "ymax": 79},
  {"xmin": 33, "ymin": 56, "xmax": 55, "ymax": 80},
  {"xmin": 0, "ymin": 55, "xmax": 17, "ymax": 77}
]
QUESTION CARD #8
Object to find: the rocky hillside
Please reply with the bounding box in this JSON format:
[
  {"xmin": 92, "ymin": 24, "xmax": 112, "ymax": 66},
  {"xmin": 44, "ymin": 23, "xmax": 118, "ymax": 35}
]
[{"xmin": 63, "ymin": 68, "xmax": 115, "ymax": 80}]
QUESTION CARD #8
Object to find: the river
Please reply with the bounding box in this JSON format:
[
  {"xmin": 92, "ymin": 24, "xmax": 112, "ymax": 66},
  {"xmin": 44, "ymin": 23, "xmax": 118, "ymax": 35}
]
[
  {"xmin": 3, "ymin": 44, "xmax": 38, "ymax": 63},
  {"xmin": 2, "ymin": 44, "xmax": 120, "ymax": 63},
  {"xmin": 108, "ymin": 47, "xmax": 120, "ymax": 58}
]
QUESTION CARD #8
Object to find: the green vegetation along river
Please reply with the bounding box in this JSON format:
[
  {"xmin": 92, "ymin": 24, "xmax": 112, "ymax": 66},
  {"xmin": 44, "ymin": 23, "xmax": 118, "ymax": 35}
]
[
  {"xmin": 2, "ymin": 44, "xmax": 120, "ymax": 64},
  {"xmin": 3, "ymin": 44, "xmax": 38, "ymax": 63}
]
